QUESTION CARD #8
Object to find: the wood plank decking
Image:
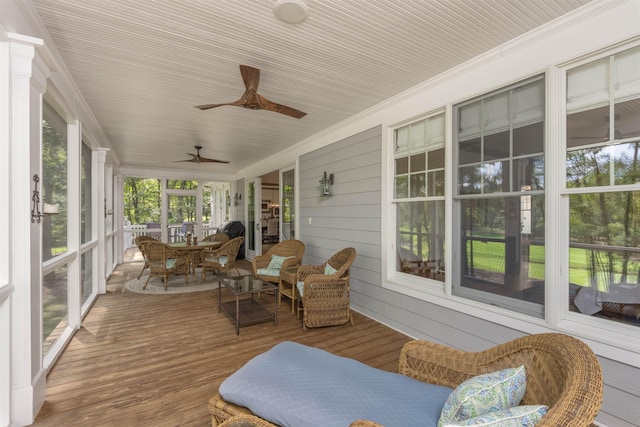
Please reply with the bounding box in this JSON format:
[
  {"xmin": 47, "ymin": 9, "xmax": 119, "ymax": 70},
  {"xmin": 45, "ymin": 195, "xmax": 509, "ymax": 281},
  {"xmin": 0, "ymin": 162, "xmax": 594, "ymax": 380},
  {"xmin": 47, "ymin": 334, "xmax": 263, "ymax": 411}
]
[{"xmin": 32, "ymin": 260, "xmax": 412, "ymax": 427}]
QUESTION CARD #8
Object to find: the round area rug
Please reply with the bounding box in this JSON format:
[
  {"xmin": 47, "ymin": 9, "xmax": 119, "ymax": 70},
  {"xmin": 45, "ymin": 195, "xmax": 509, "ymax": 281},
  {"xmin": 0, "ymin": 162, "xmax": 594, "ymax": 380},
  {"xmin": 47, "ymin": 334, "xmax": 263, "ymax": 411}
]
[{"xmin": 124, "ymin": 269, "xmax": 251, "ymax": 294}]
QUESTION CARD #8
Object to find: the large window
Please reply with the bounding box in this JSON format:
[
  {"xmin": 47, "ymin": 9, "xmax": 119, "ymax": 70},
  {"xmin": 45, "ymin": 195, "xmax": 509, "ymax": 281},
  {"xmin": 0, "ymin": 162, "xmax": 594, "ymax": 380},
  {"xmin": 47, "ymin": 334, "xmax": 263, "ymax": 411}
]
[
  {"xmin": 453, "ymin": 77, "xmax": 545, "ymax": 317},
  {"xmin": 565, "ymin": 45, "xmax": 640, "ymax": 327},
  {"xmin": 42, "ymin": 101, "xmax": 69, "ymax": 354},
  {"xmin": 394, "ymin": 113, "xmax": 446, "ymax": 281}
]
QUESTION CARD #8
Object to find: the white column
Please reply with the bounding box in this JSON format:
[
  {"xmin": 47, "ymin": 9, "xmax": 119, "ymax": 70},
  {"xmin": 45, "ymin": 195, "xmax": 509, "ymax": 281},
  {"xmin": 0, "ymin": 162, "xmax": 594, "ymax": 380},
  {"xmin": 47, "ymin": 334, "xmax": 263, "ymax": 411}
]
[
  {"xmin": 7, "ymin": 33, "xmax": 49, "ymax": 427},
  {"xmin": 94, "ymin": 148, "xmax": 109, "ymax": 294},
  {"xmin": 115, "ymin": 174, "xmax": 125, "ymax": 263},
  {"xmin": 67, "ymin": 120, "xmax": 81, "ymax": 327}
]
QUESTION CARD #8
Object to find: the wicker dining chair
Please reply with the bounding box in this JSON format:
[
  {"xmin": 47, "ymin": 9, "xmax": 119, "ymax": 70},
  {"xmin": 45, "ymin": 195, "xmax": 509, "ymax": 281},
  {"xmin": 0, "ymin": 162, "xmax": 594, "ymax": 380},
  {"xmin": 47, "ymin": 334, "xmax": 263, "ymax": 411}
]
[
  {"xmin": 142, "ymin": 241, "xmax": 190, "ymax": 290},
  {"xmin": 134, "ymin": 235, "xmax": 159, "ymax": 279},
  {"xmin": 201, "ymin": 237, "xmax": 244, "ymax": 280},
  {"xmin": 296, "ymin": 247, "xmax": 357, "ymax": 329}
]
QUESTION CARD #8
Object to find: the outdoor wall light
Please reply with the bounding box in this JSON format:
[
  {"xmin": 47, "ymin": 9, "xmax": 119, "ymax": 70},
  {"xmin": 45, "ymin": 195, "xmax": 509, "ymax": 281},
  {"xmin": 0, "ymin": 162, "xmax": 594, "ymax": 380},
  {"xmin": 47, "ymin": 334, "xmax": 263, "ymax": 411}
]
[
  {"xmin": 31, "ymin": 173, "xmax": 59, "ymax": 223},
  {"xmin": 234, "ymin": 193, "xmax": 242, "ymax": 205},
  {"xmin": 320, "ymin": 171, "xmax": 334, "ymax": 197}
]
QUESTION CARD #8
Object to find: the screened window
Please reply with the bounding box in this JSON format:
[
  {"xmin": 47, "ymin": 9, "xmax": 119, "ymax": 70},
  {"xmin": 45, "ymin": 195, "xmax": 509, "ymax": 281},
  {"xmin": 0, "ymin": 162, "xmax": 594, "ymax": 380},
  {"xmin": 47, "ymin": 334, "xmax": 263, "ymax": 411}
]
[
  {"xmin": 566, "ymin": 45, "xmax": 640, "ymax": 327},
  {"xmin": 81, "ymin": 142, "xmax": 92, "ymax": 243},
  {"xmin": 394, "ymin": 113, "xmax": 446, "ymax": 281},
  {"xmin": 453, "ymin": 77, "xmax": 545, "ymax": 317},
  {"xmin": 42, "ymin": 101, "xmax": 69, "ymax": 354}
]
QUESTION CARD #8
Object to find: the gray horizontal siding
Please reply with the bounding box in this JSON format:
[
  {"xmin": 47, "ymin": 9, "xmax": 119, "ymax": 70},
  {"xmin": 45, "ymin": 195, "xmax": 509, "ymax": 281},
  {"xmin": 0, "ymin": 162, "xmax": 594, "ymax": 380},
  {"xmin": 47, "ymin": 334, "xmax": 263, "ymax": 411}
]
[{"xmin": 297, "ymin": 125, "xmax": 640, "ymax": 426}]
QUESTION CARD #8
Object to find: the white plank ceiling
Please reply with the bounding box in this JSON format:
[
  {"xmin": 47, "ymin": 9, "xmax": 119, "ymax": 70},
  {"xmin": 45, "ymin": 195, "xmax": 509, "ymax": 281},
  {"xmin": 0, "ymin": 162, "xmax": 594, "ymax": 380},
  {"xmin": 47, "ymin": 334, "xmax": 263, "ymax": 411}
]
[{"xmin": 30, "ymin": 0, "xmax": 591, "ymax": 174}]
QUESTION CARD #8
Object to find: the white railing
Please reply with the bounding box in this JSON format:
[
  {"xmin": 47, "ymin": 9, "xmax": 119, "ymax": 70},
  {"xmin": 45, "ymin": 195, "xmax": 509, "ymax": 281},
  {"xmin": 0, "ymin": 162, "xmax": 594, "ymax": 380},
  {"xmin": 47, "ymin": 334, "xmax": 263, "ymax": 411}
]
[{"xmin": 124, "ymin": 223, "xmax": 218, "ymax": 249}]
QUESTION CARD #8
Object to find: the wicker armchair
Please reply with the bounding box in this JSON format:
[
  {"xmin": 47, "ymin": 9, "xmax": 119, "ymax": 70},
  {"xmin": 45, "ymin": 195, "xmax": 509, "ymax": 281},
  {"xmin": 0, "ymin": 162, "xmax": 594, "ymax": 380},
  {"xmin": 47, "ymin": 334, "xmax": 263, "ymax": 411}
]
[
  {"xmin": 217, "ymin": 414, "xmax": 277, "ymax": 427},
  {"xmin": 252, "ymin": 240, "xmax": 305, "ymax": 284},
  {"xmin": 209, "ymin": 333, "xmax": 603, "ymax": 427},
  {"xmin": 134, "ymin": 235, "xmax": 158, "ymax": 279},
  {"xmin": 297, "ymin": 247, "xmax": 356, "ymax": 329},
  {"xmin": 202, "ymin": 237, "xmax": 244, "ymax": 280},
  {"xmin": 142, "ymin": 241, "xmax": 190, "ymax": 290}
]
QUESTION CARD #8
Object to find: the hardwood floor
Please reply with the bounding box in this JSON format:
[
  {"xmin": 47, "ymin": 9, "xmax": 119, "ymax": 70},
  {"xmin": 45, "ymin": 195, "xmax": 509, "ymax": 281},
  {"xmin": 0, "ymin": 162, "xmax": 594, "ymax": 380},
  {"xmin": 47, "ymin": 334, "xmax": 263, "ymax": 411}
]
[{"xmin": 32, "ymin": 260, "xmax": 412, "ymax": 427}]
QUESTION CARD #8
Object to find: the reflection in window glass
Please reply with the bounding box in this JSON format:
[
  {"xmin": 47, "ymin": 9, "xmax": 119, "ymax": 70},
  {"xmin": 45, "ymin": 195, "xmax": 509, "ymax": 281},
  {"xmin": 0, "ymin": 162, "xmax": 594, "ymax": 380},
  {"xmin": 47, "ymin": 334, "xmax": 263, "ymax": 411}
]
[
  {"xmin": 458, "ymin": 196, "xmax": 546, "ymax": 316},
  {"xmin": 394, "ymin": 113, "xmax": 446, "ymax": 281},
  {"xmin": 43, "ymin": 264, "xmax": 68, "ymax": 354},
  {"xmin": 397, "ymin": 201, "xmax": 445, "ymax": 281},
  {"xmin": 454, "ymin": 76, "xmax": 545, "ymax": 317},
  {"xmin": 566, "ymin": 45, "xmax": 640, "ymax": 327},
  {"xmin": 569, "ymin": 192, "xmax": 640, "ymax": 327}
]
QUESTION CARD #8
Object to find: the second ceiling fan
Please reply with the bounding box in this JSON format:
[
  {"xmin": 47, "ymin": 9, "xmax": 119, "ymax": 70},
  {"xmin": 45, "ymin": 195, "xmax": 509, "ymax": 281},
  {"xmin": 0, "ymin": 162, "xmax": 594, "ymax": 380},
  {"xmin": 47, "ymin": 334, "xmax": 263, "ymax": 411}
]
[
  {"xmin": 194, "ymin": 65, "xmax": 307, "ymax": 119},
  {"xmin": 176, "ymin": 145, "xmax": 229, "ymax": 164}
]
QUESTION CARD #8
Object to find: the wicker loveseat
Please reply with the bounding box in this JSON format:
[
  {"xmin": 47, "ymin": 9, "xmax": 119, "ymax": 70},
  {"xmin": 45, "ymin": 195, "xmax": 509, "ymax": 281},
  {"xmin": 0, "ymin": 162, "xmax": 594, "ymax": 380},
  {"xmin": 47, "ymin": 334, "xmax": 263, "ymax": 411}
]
[{"xmin": 209, "ymin": 333, "xmax": 603, "ymax": 427}]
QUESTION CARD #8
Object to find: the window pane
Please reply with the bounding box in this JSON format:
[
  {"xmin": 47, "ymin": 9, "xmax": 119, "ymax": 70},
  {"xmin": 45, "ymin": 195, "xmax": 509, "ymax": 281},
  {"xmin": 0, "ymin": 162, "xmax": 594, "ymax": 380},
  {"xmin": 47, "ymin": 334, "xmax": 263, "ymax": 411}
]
[
  {"xmin": 428, "ymin": 170, "xmax": 445, "ymax": 197},
  {"xmin": 459, "ymin": 165, "xmax": 482, "ymax": 195},
  {"xmin": 81, "ymin": 143, "xmax": 92, "ymax": 243},
  {"xmin": 395, "ymin": 175, "xmax": 408, "ymax": 199},
  {"xmin": 482, "ymin": 161, "xmax": 505, "ymax": 193},
  {"xmin": 459, "ymin": 137, "xmax": 482, "ymax": 165},
  {"xmin": 567, "ymin": 105, "xmax": 609, "ymax": 148},
  {"xmin": 429, "ymin": 148, "xmax": 445, "ymax": 170},
  {"xmin": 456, "ymin": 195, "xmax": 545, "ymax": 315},
  {"xmin": 397, "ymin": 200, "xmax": 445, "ymax": 281},
  {"xmin": 395, "ymin": 157, "xmax": 408, "ymax": 174},
  {"xmin": 569, "ymin": 192, "xmax": 640, "ymax": 327},
  {"xmin": 410, "ymin": 152, "xmax": 425, "ymax": 172},
  {"xmin": 410, "ymin": 174, "xmax": 426, "ymax": 198},
  {"xmin": 566, "ymin": 147, "xmax": 610, "ymax": 188},
  {"xmin": 484, "ymin": 131, "xmax": 510, "ymax": 161},
  {"xmin": 612, "ymin": 141, "xmax": 640, "ymax": 185},
  {"xmin": 42, "ymin": 103, "xmax": 68, "ymax": 262},
  {"xmin": 43, "ymin": 264, "xmax": 68, "ymax": 354},
  {"xmin": 614, "ymin": 98, "xmax": 640, "ymax": 140},
  {"xmin": 513, "ymin": 122, "xmax": 544, "ymax": 156},
  {"xmin": 514, "ymin": 156, "xmax": 544, "ymax": 191}
]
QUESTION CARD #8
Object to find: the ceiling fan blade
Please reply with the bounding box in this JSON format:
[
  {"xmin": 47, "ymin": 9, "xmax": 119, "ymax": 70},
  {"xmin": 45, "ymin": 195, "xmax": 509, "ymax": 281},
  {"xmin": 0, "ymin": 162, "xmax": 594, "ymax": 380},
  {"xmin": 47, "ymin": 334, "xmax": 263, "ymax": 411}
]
[
  {"xmin": 239, "ymin": 65, "xmax": 260, "ymax": 93},
  {"xmin": 256, "ymin": 94, "xmax": 307, "ymax": 119},
  {"xmin": 196, "ymin": 157, "xmax": 230, "ymax": 164},
  {"xmin": 194, "ymin": 102, "xmax": 235, "ymax": 111}
]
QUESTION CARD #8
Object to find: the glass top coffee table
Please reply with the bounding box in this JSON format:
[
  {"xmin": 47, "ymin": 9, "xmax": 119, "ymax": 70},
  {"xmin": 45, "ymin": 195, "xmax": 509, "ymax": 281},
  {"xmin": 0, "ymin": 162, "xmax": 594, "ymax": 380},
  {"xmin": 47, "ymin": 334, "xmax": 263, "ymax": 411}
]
[{"xmin": 218, "ymin": 275, "xmax": 278, "ymax": 335}]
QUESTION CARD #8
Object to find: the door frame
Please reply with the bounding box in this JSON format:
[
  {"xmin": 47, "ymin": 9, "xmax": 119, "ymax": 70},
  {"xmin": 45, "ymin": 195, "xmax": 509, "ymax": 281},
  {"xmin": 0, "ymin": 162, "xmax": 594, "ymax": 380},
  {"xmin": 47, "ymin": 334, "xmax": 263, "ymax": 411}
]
[{"xmin": 246, "ymin": 178, "xmax": 262, "ymax": 259}]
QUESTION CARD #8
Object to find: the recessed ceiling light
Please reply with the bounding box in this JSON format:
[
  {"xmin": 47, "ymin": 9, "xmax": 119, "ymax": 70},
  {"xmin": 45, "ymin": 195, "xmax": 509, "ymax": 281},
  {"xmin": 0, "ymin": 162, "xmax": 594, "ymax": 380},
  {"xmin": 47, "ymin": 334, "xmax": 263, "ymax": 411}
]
[{"xmin": 273, "ymin": 0, "xmax": 309, "ymax": 24}]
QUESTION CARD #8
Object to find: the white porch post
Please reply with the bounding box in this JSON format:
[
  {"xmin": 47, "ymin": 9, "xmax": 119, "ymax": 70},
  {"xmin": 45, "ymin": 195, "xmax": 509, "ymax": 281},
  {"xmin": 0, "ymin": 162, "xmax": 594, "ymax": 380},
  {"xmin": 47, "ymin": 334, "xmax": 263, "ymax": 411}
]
[
  {"xmin": 95, "ymin": 148, "xmax": 109, "ymax": 294},
  {"xmin": 115, "ymin": 174, "xmax": 125, "ymax": 264},
  {"xmin": 7, "ymin": 32, "xmax": 50, "ymax": 426}
]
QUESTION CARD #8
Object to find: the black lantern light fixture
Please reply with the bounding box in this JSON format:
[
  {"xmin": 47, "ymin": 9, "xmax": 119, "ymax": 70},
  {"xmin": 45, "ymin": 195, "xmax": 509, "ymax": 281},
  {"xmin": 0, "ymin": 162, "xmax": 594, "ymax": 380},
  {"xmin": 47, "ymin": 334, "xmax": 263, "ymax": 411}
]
[{"xmin": 319, "ymin": 171, "xmax": 334, "ymax": 197}]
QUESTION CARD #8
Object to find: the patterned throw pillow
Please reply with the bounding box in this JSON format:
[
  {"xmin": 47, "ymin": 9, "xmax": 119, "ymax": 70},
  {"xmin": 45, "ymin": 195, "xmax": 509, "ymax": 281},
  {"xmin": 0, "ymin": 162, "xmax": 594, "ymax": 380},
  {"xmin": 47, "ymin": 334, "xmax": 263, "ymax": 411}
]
[
  {"xmin": 442, "ymin": 405, "xmax": 548, "ymax": 426},
  {"xmin": 324, "ymin": 263, "xmax": 338, "ymax": 275},
  {"xmin": 438, "ymin": 366, "xmax": 526, "ymax": 426},
  {"xmin": 267, "ymin": 255, "xmax": 292, "ymax": 270}
]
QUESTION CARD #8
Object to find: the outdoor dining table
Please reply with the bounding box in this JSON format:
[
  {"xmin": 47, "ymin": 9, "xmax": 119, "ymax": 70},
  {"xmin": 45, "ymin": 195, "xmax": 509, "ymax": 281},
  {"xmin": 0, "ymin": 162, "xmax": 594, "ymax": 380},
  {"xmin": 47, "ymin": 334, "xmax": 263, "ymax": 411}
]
[{"xmin": 168, "ymin": 240, "xmax": 222, "ymax": 279}]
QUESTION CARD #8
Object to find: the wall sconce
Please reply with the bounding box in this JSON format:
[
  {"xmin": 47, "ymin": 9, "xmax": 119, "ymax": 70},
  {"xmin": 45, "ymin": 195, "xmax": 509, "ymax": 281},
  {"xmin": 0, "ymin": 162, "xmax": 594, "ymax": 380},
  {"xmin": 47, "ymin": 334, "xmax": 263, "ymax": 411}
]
[
  {"xmin": 234, "ymin": 193, "xmax": 242, "ymax": 205},
  {"xmin": 319, "ymin": 171, "xmax": 334, "ymax": 197},
  {"xmin": 31, "ymin": 174, "xmax": 59, "ymax": 223}
]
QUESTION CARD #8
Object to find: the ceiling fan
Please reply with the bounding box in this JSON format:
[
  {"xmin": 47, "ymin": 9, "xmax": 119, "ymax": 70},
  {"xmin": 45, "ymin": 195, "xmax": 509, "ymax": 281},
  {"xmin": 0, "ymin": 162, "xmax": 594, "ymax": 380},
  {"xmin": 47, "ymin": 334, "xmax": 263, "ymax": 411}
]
[
  {"xmin": 175, "ymin": 145, "xmax": 229, "ymax": 164},
  {"xmin": 194, "ymin": 65, "xmax": 307, "ymax": 119}
]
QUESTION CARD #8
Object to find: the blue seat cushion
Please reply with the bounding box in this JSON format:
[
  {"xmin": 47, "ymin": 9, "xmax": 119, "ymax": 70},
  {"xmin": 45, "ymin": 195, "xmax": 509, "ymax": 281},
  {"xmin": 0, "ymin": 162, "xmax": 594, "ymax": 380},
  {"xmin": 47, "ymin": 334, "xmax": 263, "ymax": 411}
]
[{"xmin": 219, "ymin": 341, "xmax": 453, "ymax": 427}]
